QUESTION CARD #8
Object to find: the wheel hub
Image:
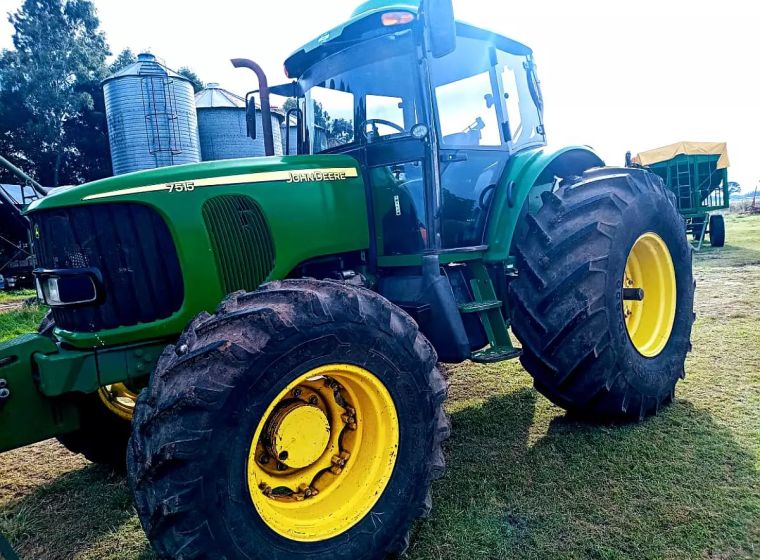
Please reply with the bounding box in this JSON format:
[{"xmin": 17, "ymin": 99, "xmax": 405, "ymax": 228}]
[
  {"xmin": 623, "ymin": 232, "xmax": 677, "ymax": 357},
  {"xmin": 97, "ymin": 383, "xmax": 139, "ymax": 421},
  {"xmin": 266, "ymin": 403, "xmax": 331, "ymax": 469},
  {"xmin": 247, "ymin": 365, "xmax": 399, "ymax": 542}
]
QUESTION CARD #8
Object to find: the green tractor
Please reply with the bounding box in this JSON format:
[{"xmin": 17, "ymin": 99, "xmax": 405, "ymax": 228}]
[{"xmin": 0, "ymin": 0, "xmax": 695, "ymax": 557}]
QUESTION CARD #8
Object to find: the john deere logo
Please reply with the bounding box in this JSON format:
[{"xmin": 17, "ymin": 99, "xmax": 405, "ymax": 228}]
[
  {"xmin": 34, "ymin": 225, "xmax": 40, "ymax": 239},
  {"xmin": 287, "ymin": 170, "xmax": 348, "ymax": 183}
]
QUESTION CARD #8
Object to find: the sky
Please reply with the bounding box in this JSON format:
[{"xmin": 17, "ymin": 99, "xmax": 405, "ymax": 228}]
[{"xmin": 1, "ymin": 0, "xmax": 759, "ymax": 193}]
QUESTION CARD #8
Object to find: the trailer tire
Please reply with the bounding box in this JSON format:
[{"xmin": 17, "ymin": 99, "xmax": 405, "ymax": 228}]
[
  {"xmin": 38, "ymin": 312, "xmax": 131, "ymax": 469},
  {"xmin": 128, "ymin": 280, "xmax": 448, "ymax": 560},
  {"xmin": 709, "ymin": 214, "xmax": 725, "ymax": 247},
  {"xmin": 510, "ymin": 167, "xmax": 695, "ymax": 422}
]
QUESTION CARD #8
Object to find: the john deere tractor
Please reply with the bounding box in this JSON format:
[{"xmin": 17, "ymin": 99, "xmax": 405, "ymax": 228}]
[{"xmin": 0, "ymin": 1, "xmax": 695, "ymax": 558}]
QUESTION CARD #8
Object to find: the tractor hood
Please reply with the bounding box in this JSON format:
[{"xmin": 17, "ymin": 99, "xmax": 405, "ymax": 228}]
[
  {"xmin": 26, "ymin": 155, "xmax": 362, "ymax": 213},
  {"xmin": 25, "ymin": 154, "xmax": 370, "ymax": 349}
]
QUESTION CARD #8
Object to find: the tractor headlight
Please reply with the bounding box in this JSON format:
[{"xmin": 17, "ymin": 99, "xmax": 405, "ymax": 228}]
[{"xmin": 34, "ymin": 268, "xmax": 104, "ymax": 308}]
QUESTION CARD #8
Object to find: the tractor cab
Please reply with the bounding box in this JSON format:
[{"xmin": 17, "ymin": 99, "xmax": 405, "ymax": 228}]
[{"xmin": 267, "ymin": 1, "xmax": 546, "ymax": 259}]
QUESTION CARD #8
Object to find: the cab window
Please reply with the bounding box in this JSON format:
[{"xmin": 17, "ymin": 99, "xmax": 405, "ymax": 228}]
[
  {"xmin": 499, "ymin": 50, "xmax": 545, "ymax": 149},
  {"xmin": 366, "ymin": 94, "xmax": 406, "ymax": 139},
  {"xmin": 303, "ymin": 45, "xmax": 424, "ymax": 154},
  {"xmin": 431, "ymin": 36, "xmax": 505, "ymax": 148}
]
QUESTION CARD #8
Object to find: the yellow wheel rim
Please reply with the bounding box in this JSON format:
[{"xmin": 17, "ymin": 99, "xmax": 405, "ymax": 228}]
[
  {"xmin": 97, "ymin": 383, "xmax": 138, "ymax": 421},
  {"xmin": 247, "ymin": 364, "xmax": 399, "ymax": 542},
  {"xmin": 623, "ymin": 232, "xmax": 677, "ymax": 357}
]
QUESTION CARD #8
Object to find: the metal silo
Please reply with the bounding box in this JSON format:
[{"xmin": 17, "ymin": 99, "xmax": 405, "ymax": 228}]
[
  {"xmin": 195, "ymin": 83, "xmax": 284, "ymax": 161},
  {"xmin": 103, "ymin": 53, "xmax": 200, "ymax": 175}
]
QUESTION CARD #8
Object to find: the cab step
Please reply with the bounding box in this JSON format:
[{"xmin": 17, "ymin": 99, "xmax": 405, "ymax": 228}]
[
  {"xmin": 471, "ymin": 346, "xmax": 523, "ymax": 364},
  {"xmin": 458, "ymin": 300, "xmax": 502, "ymax": 313}
]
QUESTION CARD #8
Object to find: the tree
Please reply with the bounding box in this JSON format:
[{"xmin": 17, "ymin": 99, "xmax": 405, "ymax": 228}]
[
  {"xmin": 728, "ymin": 182, "xmax": 741, "ymax": 196},
  {"xmin": 178, "ymin": 66, "xmax": 204, "ymax": 94},
  {"xmin": 282, "ymin": 97, "xmax": 299, "ymax": 113},
  {"xmin": 284, "ymin": 97, "xmax": 330, "ymax": 128},
  {"xmin": 110, "ymin": 47, "xmax": 136, "ymax": 74},
  {"xmin": 330, "ymin": 117, "xmax": 354, "ymax": 143},
  {"xmin": 0, "ymin": 0, "xmax": 110, "ymax": 187}
]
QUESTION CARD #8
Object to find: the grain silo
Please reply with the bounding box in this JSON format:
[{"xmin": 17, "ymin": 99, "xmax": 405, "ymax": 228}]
[
  {"xmin": 195, "ymin": 83, "xmax": 284, "ymax": 161},
  {"xmin": 103, "ymin": 53, "xmax": 200, "ymax": 175}
]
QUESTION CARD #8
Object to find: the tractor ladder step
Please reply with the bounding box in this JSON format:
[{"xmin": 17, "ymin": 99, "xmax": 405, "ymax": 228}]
[
  {"xmin": 458, "ymin": 300, "xmax": 502, "ymax": 313},
  {"xmin": 471, "ymin": 346, "xmax": 523, "ymax": 364}
]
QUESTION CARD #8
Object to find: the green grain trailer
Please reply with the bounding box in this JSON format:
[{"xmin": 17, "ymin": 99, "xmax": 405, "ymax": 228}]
[
  {"xmin": 632, "ymin": 142, "xmax": 730, "ymax": 249},
  {"xmin": 0, "ymin": 1, "xmax": 697, "ymax": 558}
]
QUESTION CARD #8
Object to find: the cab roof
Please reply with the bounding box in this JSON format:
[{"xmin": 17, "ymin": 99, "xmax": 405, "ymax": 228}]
[{"xmin": 284, "ymin": 1, "xmax": 532, "ymax": 80}]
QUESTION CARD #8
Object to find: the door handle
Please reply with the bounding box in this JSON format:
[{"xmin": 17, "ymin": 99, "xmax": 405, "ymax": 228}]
[{"xmin": 439, "ymin": 152, "xmax": 468, "ymax": 163}]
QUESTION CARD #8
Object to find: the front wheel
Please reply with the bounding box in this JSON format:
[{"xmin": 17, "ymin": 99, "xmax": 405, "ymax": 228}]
[
  {"xmin": 128, "ymin": 280, "xmax": 449, "ymax": 560},
  {"xmin": 510, "ymin": 167, "xmax": 695, "ymax": 421}
]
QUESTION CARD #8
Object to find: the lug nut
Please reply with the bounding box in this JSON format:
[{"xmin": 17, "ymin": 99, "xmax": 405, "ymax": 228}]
[
  {"xmin": 309, "ymin": 395, "xmax": 318, "ymax": 405},
  {"xmin": 259, "ymin": 454, "xmax": 270, "ymax": 465},
  {"xmin": 291, "ymin": 388, "xmax": 302, "ymax": 398},
  {"xmin": 330, "ymin": 451, "xmax": 350, "ymax": 474},
  {"xmin": 277, "ymin": 462, "xmax": 288, "ymax": 472},
  {"xmin": 297, "ymin": 484, "xmax": 318, "ymax": 500}
]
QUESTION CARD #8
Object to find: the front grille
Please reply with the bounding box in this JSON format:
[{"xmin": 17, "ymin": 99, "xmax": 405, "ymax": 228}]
[
  {"xmin": 202, "ymin": 195, "xmax": 276, "ymax": 294},
  {"xmin": 31, "ymin": 203, "xmax": 184, "ymax": 333}
]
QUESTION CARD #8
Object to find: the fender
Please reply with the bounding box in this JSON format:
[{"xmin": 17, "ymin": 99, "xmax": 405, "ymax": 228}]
[{"xmin": 484, "ymin": 145, "xmax": 605, "ymax": 263}]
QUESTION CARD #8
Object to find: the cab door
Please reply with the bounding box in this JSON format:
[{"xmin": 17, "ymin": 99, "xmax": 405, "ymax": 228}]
[{"xmin": 429, "ymin": 35, "xmax": 512, "ymax": 251}]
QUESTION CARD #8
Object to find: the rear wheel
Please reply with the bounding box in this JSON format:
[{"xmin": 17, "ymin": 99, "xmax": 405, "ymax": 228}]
[
  {"xmin": 39, "ymin": 312, "xmax": 135, "ymax": 468},
  {"xmin": 510, "ymin": 167, "xmax": 695, "ymax": 421},
  {"xmin": 128, "ymin": 280, "xmax": 449, "ymax": 560},
  {"xmin": 709, "ymin": 214, "xmax": 725, "ymax": 247}
]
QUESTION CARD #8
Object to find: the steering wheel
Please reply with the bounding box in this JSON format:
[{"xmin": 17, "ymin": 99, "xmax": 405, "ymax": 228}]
[
  {"xmin": 363, "ymin": 119, "xmax": 406, "ymax": 140},
  {"xmin": 478, "ymin": 184, "xmax": 497, "ymax": 210}
]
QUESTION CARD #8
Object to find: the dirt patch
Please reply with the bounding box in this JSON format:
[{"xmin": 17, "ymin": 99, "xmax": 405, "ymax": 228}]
[{"xmin": 0, "ymin": 302, "xmax": 23, "ymax": 314}]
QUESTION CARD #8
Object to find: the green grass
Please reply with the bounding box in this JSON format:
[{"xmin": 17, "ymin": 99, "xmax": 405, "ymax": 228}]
[
  {"xmin": 0, "ymin": 305, "xmax": 48, "ymax": 343},
  {"xmin": 0, "ymin": 289, "xmax": 36, "ymax": 305},
  {"xmin": 0, "ymin": 215, "xmax": 759, "ymax": 560}
]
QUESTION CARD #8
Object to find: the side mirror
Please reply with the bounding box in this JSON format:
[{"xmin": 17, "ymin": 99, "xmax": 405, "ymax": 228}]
[
  {"xmin": 422, "ymin": 0, "xmax": 457, "ymax": 58},
  {"xmin": 245, "ymin": 91, "xmax": 258, "ymax": 140}
]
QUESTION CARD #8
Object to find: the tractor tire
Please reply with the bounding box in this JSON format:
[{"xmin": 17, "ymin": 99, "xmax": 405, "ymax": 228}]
[
  {"xmin": 38, "ymin": 312, "xmax": 132, "ymax": 469},
  {"xmin": 128, "ymin": 280, "xmax": 449, "ymax": 560},
  {"xmin": 509, "ymin": 167, "xmax": 695, "ymax": 422},
  {"xmin": 709, "ymin": 214, "xmax": 726, "ymax": 247}
]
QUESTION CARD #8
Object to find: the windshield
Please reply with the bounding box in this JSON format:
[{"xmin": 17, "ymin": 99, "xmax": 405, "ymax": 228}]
[{"xmin": 302, "ymin": 35, "xmax": 424, "ymax": 154}]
